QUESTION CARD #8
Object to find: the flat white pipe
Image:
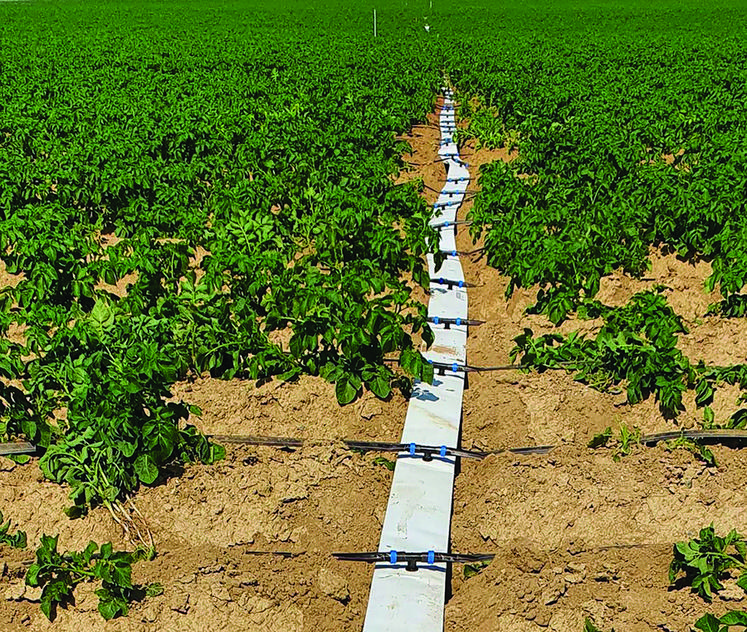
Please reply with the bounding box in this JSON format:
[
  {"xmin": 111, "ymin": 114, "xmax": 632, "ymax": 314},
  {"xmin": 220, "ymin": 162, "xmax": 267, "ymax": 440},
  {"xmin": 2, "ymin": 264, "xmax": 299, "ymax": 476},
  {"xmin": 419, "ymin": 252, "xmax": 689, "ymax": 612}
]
[{"xmin": 363, "ymin": 91, "xmax": 469, "ymax": 632}]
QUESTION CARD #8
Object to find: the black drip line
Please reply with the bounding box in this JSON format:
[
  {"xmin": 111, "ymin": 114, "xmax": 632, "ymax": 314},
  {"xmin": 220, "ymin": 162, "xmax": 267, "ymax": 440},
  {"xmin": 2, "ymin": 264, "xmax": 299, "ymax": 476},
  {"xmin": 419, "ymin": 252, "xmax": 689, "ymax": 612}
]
[
  {"xmin": 427, "ymin": 316, "xmax": 485, "ymax": 328},
  {"xmin": 163, "ymin": 542, "xmax": 677, "ymax": 574},
  {"xmin": 431, "ymin": 219, "xmax": 474, "ymax": 229},
  {"xmin": 212, "ymin": 429, "xmax": 747, "ymax": 458},
  {"xmin": 209, "ymin": 434, "xmax": 553, "ymax": 459},
  {"xmin": 433, "ymin": 156, "xmax": 471, "ymax": 166},
  {"xmin": 424, "ymin": 183, "xmax": 478, "ymax": 196},
  {"xmin": 8, "ymin": 430, "xmax": 747, "ymax": 461},
  {"xmin": 333, "ymin": 551, "xmax": 493, "ymax": 572},
  {"xmin": 428, "ymin": 277, "xmax": 477, "ymax": 290},
  {"xmin": 437, "ymin": 248, "xmax": 483, "ymax": 258},
  {"xmin": 432, "ymin": 202, "xmax": 461, "ymax": 212}
]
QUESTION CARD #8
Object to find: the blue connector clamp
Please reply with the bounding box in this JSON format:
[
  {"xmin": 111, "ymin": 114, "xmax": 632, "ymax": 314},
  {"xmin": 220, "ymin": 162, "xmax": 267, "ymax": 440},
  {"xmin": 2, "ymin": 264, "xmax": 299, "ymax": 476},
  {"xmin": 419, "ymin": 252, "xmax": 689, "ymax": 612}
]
[
  {"xmin": 409, "ymin": 443, "xmax": 416, "ymax": 456},
  {"xmin": 458, "ymin": 280, "xmax": 464, "ymax": 288},
  {"xmin": 456, "ymin": 318, "xmax": 462, "ymax": 326},
  {"xmin": 452, "ymin": 363, "xmax": 459, "ymax": 372},
  {"xmin": 433, "ymin": 316, "xmax": 440, "ymax": 324},
  {"xmin": 440, "ymin": 446, "xmax": 447, "ymax": 458},
  {"xmin": 427, "ymin": 550, "xmax": 435, "ymax": 565},
  {"xmin": 390, "ymin": 550, "xmax": 398, "ymax": 564}
]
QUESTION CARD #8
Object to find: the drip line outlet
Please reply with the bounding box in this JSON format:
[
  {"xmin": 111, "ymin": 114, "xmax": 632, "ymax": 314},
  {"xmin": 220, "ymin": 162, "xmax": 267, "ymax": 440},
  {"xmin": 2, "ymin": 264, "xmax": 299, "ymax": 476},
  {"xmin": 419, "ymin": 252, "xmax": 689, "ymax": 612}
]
[{"xmin": 428, "ymin": 316, "xmax": 484, "ymax": 329}]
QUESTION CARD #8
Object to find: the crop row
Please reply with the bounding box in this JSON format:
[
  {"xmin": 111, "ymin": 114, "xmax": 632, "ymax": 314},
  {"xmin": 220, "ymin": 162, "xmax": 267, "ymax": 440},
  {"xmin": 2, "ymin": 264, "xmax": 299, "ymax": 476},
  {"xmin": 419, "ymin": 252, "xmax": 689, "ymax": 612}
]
[
  {"xmin": 0, "ymin": 0, "xmax": 444, "ymax": 515},
  {"xmin": 440, "ymin": 2, "xmax": 747, "ymax": 424}
]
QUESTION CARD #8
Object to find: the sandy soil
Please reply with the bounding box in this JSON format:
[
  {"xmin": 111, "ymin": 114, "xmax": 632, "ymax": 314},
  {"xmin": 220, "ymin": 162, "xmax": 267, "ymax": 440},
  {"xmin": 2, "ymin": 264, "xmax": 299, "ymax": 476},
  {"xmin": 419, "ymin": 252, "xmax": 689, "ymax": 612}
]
[
  {"xmin": 445, "ymin": 105, "xmax": 747, "ymax": 631},
  {"xmin": 2, "ymin": 96, "xmax": 747, "ymax": 632},
  {"xmin": 0, "ymin": 439, "xmax": 391, "ymax": 632},
  {"xmin": 448, "ymin": 445, "xmax": 747, "ymax": 631}
]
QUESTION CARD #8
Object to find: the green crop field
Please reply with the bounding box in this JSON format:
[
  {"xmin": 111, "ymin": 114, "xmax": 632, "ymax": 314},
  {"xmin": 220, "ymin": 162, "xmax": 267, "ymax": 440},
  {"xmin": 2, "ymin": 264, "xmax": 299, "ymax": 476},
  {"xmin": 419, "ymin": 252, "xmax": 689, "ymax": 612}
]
[
  {"xmin": 1, "ymin": 0, "xmax": 442, "ymax": 512},
  {"xmin": 445, "ymin": 1, "xmax": 747, "ymax": 423},
  {"xmin": 2, "ymin": 0, "xmax": 747, "ymax": 626}
]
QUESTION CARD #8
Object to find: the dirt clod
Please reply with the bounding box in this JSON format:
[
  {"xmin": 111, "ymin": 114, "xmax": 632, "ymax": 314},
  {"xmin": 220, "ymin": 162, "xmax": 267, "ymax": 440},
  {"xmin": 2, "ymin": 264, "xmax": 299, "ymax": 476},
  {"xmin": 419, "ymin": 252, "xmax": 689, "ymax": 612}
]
[{"xmin": 318, "ymin": 568, "xmax": 351, "ymax": 604}]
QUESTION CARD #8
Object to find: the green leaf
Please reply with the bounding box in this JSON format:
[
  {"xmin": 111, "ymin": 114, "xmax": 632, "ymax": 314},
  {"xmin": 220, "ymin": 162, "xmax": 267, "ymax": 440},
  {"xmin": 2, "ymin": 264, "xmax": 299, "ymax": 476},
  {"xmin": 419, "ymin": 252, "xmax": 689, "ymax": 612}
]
[
  {"xmin": 116, "ymin": 440, "xmax": 137, "ymax": 459},
  {"xmin": 133, "ymin": 454, "xmax": 159, "ymax": 484},
  {"xmin": 703, "ymin": 406, "xmax": 715, "ymax": 425},
  {"xmin": 13, "ymin": 531, "xmax": 27, "ymax": 549},
  {"xmin": 99, "ymin": 542, "xmax": 113, "ymax": 560},
  {"xmin": 83, "ymin": 541, "xmax": 98, "ymax": 564},
  {"xmin": 40, "ymin": 580, "xmax": 72, "ymax": 622},
  {"xmin": 40, "ymin": 590, "xmax": 54, "ymax": 621},
  {"xmin": 372, "ymin": 456, "xmax": 395, "ymax": 471},
  {"xmin": 188, "ymin": 404, "xmax": 203, "ymax": 417},
  {"xmin": 64, "ymin": 505, "xmax": 85, "ymax": 519},
  {"xmin": 89, "ymin": 299, "xmax": 115, "ymax": 335},
  {"xmin": 97, "ymin": 595, "xmax": 120, "ymax": 620},
  {"xmin": 463, "ymin": 560, "xmax": 491, "ymax": 580},
  {"xmin": 25, "ymin": 564, "xmax": 41, "ymax": 587},
  {"xmin": 95, "ymin": 585, "xmax": 129, "ymax": 620},
  {"xmin": 420, "ymin": 359, "xmax": 434, "ymax": 384},
  {"xmin": 588, "ymin": 427, "xmax": 612, "ymax": 449},
  {"xmin": 736, "ymin": 540, "xmax": 747, "ymax": 561},
  {"xmin": 720, "ymin": 611, "xmax": 747, "ymax": 626},
  {"xmin": 0, "ymin": 512, "xmax": 27, "ymax": 549},
  {"xmin": 421, "ymin": 323, "xmax": 435, "ymax": 348},
  {"xmin": 208, "ymin": 442, "xmax": 226, "ymax": 464},
  {"xmin": 583, "ymin": 618, "xmax": 605, "ymax": 632},
  {"xmin": 366, "ymin": 373, "xmax": 391, "ymax": 399},
  {"xmin": 694, "ymin": 613, "xmax": 721, "ymax": 632},
  {"xmin": 335, "ymin": 374, "xmax": 359, "ymax": 405}
]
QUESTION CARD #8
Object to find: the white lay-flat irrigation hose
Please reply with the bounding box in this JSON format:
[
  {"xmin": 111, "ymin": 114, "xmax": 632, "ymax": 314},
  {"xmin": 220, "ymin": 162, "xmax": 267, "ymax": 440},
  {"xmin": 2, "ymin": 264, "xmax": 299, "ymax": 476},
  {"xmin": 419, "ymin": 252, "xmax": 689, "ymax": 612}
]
[{"xmin": 361, "ymin": 87, "xmax": 469, "ymax": 632}]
